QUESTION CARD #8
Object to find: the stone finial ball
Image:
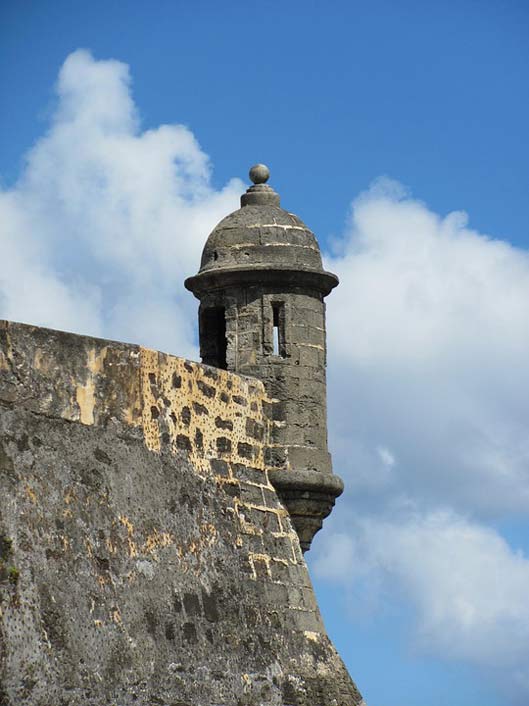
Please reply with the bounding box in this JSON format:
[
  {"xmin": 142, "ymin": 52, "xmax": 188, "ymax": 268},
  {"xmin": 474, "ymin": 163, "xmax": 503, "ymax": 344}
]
[{"xmin": 249, "ymin": 163, "xmax": 270, "ymax": 184}]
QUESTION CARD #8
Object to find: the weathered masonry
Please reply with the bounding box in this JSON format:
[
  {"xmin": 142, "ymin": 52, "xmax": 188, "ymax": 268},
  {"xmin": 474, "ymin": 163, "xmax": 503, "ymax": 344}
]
[
  {"xmin": 0, "ymin": 166, "xmax": 364, "ymax": 706},
  {"xmin": 186, "ymin": 164, "xmax": 344, "ymax": 552}
]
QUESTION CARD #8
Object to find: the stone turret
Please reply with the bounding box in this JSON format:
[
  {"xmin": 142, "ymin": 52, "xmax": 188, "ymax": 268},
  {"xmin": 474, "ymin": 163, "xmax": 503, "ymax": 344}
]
[{"xmin": 185, "ymin": 164, "xmax": 344, "ymax": 551}]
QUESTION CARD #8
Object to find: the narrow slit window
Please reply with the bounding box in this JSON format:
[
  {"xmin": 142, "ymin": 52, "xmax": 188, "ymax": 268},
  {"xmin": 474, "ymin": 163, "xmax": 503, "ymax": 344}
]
[
  {"xmin": 272, "ymin": 314, "xmax": 280, "ymax": 355},
  {"xmin": 272, "ymin": 303, "xmax": 285, "ymax": 358}
]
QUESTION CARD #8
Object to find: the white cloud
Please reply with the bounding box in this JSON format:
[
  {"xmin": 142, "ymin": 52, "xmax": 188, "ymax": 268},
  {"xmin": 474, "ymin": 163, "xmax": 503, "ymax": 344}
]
[
  {"xmin": 0, "ymin": 49, "xmax": 242, "ymax": 356},
  {"xmin": 377, "ymin": 445, "xmax": 395, "ymax": 468},
  {"xmin": 313, "ymin": 511, "xmax": 529, "ymax": 683},
  {"xmin": 316, "ymin": 180, "xmax": 529, "ymax": 700},
  {"xmin": 326, "ymin": 179, "xmax": 529, "ymax": 516}
]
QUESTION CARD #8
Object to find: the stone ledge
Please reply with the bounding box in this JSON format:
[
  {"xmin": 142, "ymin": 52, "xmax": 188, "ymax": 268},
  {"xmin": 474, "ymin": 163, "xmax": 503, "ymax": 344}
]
[{"xmin": 268, "ymin": 468, "xmax": 344, "ymax": 552}]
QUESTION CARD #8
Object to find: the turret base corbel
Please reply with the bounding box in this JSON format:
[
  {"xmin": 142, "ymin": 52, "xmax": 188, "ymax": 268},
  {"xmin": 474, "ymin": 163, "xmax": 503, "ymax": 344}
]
[{"xmin": 268, "ymin": 469, "xmax": 344, "ymax": 552}]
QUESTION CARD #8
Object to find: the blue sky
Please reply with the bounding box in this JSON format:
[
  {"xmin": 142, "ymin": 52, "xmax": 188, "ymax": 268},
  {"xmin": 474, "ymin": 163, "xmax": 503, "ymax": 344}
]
[{"xmin": 1, "ymin": 2, "xmax": 529, "ymax": 705}]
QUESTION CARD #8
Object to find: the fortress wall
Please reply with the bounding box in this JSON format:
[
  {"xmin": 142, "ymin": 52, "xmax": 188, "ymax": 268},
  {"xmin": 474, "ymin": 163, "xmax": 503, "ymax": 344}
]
[{"xmin": 0, "ymin": 321, "xmax": 363, "ymax": 706}]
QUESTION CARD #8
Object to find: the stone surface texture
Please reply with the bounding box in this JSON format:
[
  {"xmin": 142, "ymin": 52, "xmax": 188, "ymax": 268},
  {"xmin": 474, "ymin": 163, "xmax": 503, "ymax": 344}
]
[{"xmin": 0, "ymin": 320, "xmax": 364, "ymax": 706}]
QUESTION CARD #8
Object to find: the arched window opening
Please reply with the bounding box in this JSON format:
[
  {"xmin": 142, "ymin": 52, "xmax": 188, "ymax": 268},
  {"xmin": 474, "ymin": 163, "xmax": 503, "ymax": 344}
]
[{"xmin": 200, "ymin": 306, "xmax": 227, "ymax": 369}]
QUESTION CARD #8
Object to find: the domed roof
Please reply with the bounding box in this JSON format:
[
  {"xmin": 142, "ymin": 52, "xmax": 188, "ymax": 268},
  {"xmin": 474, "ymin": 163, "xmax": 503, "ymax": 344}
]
[{"xmin": 185, "ymin": 165, "xmax": 338, "ymax": 296}]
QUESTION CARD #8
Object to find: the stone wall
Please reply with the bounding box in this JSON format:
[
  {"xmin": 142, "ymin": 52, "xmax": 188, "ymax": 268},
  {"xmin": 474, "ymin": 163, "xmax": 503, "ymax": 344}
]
[{"xmin": 0, "ymin": 321, "xmax": 364, "ymax": 706}]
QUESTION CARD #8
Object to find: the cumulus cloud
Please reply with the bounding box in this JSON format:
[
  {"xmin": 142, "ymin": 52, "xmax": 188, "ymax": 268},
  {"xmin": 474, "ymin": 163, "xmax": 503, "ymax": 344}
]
[
  {"xmin": 0, "ymin": 49, "xmax": 242, "ymax": 356},
  {"xmin": 313, "ymin": 511, "xmax": 529, "ymax": 699},
  {"xmin": 326, "ymin": 179, "xmax": 529, "ymax": 516},
  {"xmin": 314, "ymin": 180, "xmax": 529, "ymax": 699}
]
